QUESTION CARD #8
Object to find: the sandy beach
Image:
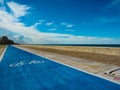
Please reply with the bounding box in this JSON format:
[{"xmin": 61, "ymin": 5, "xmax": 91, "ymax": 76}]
[{"xmin": 17, "ymin": 45, "xmax": 120, "ymax": 66}]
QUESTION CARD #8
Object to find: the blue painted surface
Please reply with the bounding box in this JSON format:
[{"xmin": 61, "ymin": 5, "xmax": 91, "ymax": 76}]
[{"xmin": 0, "ymin": 46, "xmax": 120, "ymax": 90}]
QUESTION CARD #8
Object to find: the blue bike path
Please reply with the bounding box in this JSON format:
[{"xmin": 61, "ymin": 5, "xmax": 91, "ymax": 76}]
[{"xmin": 0, "ymin": 46, "xmax": 120, "ymax": 90}]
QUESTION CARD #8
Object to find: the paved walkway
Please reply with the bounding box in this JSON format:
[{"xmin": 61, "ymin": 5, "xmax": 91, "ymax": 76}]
[{"xmin": 0, "ymin": 46, "xmax": 120, "ymax": 90}]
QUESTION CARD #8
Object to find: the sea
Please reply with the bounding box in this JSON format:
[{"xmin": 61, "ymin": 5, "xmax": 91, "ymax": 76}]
[{"xmin": 27, "ymin": 44, "xmax": 120, "ymax": 48}]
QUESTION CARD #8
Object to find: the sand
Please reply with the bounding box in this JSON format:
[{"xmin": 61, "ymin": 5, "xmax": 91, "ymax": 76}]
[
  {"xmin": 0, "ymin": 45, "xmax": 5, "ymax": 57},
  {"xmin": 17, "ymin": 45, "xmax": 120, "ymax": 66}
]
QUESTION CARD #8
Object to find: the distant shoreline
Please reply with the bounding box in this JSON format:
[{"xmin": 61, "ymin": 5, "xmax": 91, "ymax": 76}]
[{"xmin": 20, "ymin": 44, "xmax": 120, "ymax": 48}]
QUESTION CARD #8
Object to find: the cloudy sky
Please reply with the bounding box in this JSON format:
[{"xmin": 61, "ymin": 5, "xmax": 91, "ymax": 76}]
[{"xmin": 0, "ymin": 0, "xmax": 120, "ymax": 44}]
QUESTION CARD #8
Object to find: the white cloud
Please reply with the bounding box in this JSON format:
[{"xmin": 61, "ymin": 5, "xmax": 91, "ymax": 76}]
[
  {"xmin": 65, "ymin": 29, "xmax": 74, "ymax": 32},
  {"xmin": 61, "ymin": 22, "xmax": 68, "ymax": 25},
  {"xmin": 46, "ymin": 22, "xmax": 54, "ymax": 26},
  {"xmin": 32, "ymin": 19, "xmax": 46, "ymax": 28},
  {"xmin": 32, "ymin": 22, "xmax": 42, "ymax": 28},
  {"xmin": 61, "ymin": 22, "xmax": 74, "ymax": 28},
  {"xmin": 13, "ymin": 34, "xmax": 24, "ymax": 43},
  {"xmin": 0, "ymin": 2, "xmax": 41, "ymax": 43},
  {"xmin": 0, "ymin": 1, "xmax": 120, "ymax": 44},
  {"xmin": 66, "ymin": 24, "xmax": 74, "ymax": 28},
  {"xmin": 39, "ymin": 19, "xmax": 45, "ymax": 23},
  {"xmin": 7, "ymin": 2, "xmax": 30, "ymax": 18},
  {"xmin": 49, "ymin": 28, "xmax": 57, "ymax": 31}
]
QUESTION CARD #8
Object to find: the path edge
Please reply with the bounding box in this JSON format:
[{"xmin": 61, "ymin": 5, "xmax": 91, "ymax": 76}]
[{"xmin": 0, "ymin": 45, "xmax": 7, "ymax": 62}]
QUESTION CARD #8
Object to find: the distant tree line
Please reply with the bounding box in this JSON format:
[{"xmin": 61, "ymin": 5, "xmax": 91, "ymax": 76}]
[{"xmin": 0, "ymin": 36, "xmax": 15, "ymax": 45}]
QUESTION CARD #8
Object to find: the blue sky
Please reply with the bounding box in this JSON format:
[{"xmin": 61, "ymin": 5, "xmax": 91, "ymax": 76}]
[{"xmin": 0, "ymin": 0, "xmax": 120, "ymax": 44}]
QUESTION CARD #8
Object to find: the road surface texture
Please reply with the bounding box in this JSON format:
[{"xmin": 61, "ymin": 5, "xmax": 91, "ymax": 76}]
[{"xmin": 0, "ymin": 46, "xmax": 120, "ymax": 90}]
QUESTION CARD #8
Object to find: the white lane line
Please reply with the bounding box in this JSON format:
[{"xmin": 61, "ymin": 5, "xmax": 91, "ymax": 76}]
[
  {"xmin": 14, "ymin": 45, "xmax": 120, "ymax": 85},
  {"xmin": 0, "ymin": 46, "xmax": 7, "ymax": 62}
]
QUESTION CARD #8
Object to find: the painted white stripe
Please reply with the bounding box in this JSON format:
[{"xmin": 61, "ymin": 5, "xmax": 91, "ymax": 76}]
[
  {"xmin": 14, "ymin": 45, "xmax": 120, "ymax": 85},
  {"xmin": 0, "ymin": 46, "xmax": 7, "ymax": 62}
]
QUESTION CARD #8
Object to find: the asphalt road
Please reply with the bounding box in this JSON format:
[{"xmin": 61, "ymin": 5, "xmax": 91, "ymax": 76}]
[{"xmin": 0, "ymin": 46, "xmax": 120, "ymax": 90}]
